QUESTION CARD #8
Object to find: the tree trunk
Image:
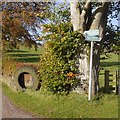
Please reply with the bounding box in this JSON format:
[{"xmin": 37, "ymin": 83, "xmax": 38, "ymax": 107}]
[
  {"xmin": 70, "ymin": 1, "xmax": 89, "ymax": 93},
  {"xmin": 70, "ymin": 0, "xmax": 81, "ymax": 31},
  {"xmin": 90, "ymin": 2, "xmax": 110, "ymax": 95},
  {"xmin": 70, "ymin": 0, "xmax": 110, "ymax": 95}
]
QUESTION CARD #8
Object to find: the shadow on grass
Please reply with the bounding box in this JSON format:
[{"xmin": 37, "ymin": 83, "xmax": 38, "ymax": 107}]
[
  {"xmin": 15, "ymin": 57, "xmax": 40, "ymax": 63},
  {"xmin": 7, "ymin": 50, "xmax": 28, "ymax": 52},
  {"xmin": 100, "ymin": 62, "xmax": 120, "ymax": 67},
  {"xmin": 100, "ymin": 57, "xmax": 109, "ymax": 60},
  {"xmin": 99, "ymin": 87, "xmax": 117, "ymax": 95},
  {"xmin": 9, "ymin": 54, "xmax": 40, "ymax": 57},
  {"xmin": 99, "ymin": 72, "xmax": 104, "ymax": 75}
]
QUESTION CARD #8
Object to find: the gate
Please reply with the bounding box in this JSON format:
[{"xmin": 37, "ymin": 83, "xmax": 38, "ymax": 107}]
[{"xmin": 104, "ymin": 70, "xmax": 120, "ymax": 94}]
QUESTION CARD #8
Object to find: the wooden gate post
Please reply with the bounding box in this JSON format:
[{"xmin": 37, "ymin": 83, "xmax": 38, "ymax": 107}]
[
  {"xmin": 118, "ymin": 69, "xmax": 120, "ymax": 95},
  {"xmin": 104, "ymin": 70, "xmax": 109, "ymax": 93},
  {"xmin": 116, "ymin": 71, "xmax": 118, "ymax": 94}
]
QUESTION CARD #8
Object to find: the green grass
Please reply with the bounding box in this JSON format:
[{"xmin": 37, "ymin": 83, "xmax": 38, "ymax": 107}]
[
  {"xmin": 100, "ymin": 53, "xmax": 119, "ymax": 70},
  {"xmin": 99, "ymin": 53, "xmax": 120, "ymax": 88},
  {"xmin": 3, "ymin": 48, "xmax": 119, "ymax": 118},
  {"xmin": 2, "ymin": 83, "xmax": 118, "ymax": 118},
  {"xmin": 6, "ymin": 45, "xmax": 44, "ymax": 64}
]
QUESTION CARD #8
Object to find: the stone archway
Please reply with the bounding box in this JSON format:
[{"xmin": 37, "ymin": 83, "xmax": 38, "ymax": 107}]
[{"xmin": 14, "ymin": 66, "xmax": 38, "ymax": 91}]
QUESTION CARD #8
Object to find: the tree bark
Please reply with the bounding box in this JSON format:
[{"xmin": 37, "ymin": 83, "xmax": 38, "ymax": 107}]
[
  {"xmin": 80, "ymin": 0, "xmax": 91, "ymax": 33},
  {"xmin": 70, "ymin": 0, "xmax": 81, "ymax": 31},
  {"xmin": 90, "ymin": 2, "xmax": 110, "ymax": 95},
  {"xmin": 70, "ymin": 0, "xmax": 110, "ymax": 95},
  {"xmin": 70, "ymin": 0, "xmax": 89, "ymax": 90}
]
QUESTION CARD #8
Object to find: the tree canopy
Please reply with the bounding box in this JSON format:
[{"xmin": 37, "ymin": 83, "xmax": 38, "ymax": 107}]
[{"xmin": 1, "ymin": 2, "xmax": 51, "ymax": 50}]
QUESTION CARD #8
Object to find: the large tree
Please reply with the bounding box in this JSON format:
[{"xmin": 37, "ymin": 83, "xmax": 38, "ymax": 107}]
[
  {"xmin": 1, "ymin": 1, "xmax": 119, "ymax": 95},
  {"xmin": 70, "ymin": 1, "xmax": 119, "ymax": 95}
]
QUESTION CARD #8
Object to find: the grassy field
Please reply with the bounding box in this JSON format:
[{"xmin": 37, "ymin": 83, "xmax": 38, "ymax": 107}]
[
  {"xmin": 2, "ymin": 47, "xmax": 119, "ymax": 118},
  {"xmin": 6, "ymin": 45, "xmax": 44, "ymax": 64},
  {"xmin": 6, "ymin": 47, "xmax": 120, "ymax": 90},
  {"xmin": 99, "ymin": 53, "xmax": 120, "ymax": 90}
]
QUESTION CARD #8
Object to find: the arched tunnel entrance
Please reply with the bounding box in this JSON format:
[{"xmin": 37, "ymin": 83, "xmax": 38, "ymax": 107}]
[
  {"xmin": 18, "ymin": 72, "xmax": 34, "ymax": 89},
  {"xmin": 14, "ymin": 66, "xmax": 39, "ymax": 91}
]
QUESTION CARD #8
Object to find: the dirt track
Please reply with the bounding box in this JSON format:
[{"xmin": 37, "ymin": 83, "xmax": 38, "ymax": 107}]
[{"xmin": 2, "ymin": 93, "xmax": 35, "ymax": 118}]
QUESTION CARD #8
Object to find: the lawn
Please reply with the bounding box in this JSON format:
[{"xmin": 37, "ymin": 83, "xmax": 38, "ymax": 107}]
[{"xmin": 2, "ymin": 48, "xmax": 119, "ymax": 118}]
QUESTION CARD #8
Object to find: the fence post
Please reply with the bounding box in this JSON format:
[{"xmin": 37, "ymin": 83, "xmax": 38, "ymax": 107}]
[
  {"xmin": 116, "ymin": 71, "xmax": 118, "ymax": 94},
  {"xmin": 118, "ymin": 69, "xmax": 120, "ymax": 95},
  {"xmin": 104, "ymin": 70, "xmax": 109, "ymax": 93}
]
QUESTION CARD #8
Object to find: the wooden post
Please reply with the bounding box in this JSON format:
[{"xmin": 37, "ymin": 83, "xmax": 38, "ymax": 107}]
[
  {"xmin": 118, "ymin": 69, "xmax": 120, "ymax": 95},
  {"xmin": 104, "ymin": 70, "xmax": 109, "ymax": 93},
  {"xmin": 115, "ymin": 71, "xmax": 118, "ymax": 94}
]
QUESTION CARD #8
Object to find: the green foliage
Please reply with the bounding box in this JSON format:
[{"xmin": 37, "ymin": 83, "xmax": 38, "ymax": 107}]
[
  {"xmin": 38, "ymin": 4, "xmax": 86, "ymax": 94},
  {"xmin": 48, "ymin": 2, "xmax": 71, "ymax": 23},
  {"xmin": 111, "ymin": 32, "xmax": 120, "ymax": 53},
  {"xmin": 102, "ymin": 27, "xmax": 120, "ymax": 54},
  {"xmin": 39, "ymin": 30, "xmax": 85, "ymax": 94}
]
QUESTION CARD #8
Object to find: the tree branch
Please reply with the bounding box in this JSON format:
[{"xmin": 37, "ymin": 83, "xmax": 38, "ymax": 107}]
[
  {"xmin": 90, "ymin": 2, "xmax": 110, "ymax": 30},
  {"xmin": 70, "ymin": 0, "xmax": 81, "ymax": 31},
  {"xmin": 80, "ymin": 0, "xmax": 91, "ymax": 33}
]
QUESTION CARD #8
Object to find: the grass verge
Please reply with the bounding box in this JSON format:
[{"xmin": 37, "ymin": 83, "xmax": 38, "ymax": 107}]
[{"xmin": 2, "ymin": 83, "xmax": 118, "ymax": 118}]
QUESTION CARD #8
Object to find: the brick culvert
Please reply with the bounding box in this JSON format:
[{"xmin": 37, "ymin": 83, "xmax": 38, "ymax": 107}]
[{"xmin": 14, "ymin": 63, "xmax": 40, "ymax": 91}]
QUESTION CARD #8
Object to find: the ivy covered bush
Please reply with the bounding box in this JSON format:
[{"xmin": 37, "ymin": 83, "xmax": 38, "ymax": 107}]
[{"xmin": 39, "ymin": 23, "xmax": 86, "ymax": 94}]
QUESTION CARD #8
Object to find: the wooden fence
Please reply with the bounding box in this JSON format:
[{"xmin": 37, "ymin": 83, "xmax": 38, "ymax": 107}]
[{"xmin": 104, "ymin": 70, "xmax": 120, "ymax": 94}]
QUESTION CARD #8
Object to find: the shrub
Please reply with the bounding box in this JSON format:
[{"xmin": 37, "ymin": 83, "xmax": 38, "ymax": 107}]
[{"xmin": 39, "ymin": 31, "xmax": 85, "ymax": 94}]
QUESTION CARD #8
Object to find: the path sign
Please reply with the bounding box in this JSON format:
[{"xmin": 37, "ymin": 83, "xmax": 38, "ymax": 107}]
[
  {"xmin": 84, "ymin": 29, "xmax": 102, "ymax": 42},
  {"xmin": 83, "ymin": 29, "xmax": 101, "ymax": 101}
]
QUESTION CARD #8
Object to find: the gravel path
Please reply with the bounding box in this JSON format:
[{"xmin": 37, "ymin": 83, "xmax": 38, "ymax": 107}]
[{"xmin": 2, "ymin": 93, "xmax": 35, "ymax": 118}]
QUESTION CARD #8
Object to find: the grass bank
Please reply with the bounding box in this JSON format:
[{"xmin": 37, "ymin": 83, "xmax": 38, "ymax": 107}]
[{"xmin": 2, "ymin": 83, "xmax": 118, "ymax": 118}]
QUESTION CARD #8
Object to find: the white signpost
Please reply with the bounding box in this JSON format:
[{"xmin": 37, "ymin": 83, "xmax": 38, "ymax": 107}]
[{"xmin": 84, "ymin": 29, "xmax": 101, "ymax": 101}]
